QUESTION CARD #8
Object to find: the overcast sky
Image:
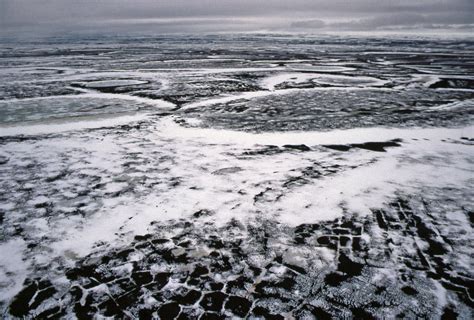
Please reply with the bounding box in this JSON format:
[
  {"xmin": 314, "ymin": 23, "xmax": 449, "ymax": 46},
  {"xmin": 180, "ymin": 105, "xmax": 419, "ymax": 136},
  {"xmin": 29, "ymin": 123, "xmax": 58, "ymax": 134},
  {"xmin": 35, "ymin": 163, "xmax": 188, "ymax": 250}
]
[{"xmin": 1, "ymin": 0, "xmax": 473, "ymax": 34}]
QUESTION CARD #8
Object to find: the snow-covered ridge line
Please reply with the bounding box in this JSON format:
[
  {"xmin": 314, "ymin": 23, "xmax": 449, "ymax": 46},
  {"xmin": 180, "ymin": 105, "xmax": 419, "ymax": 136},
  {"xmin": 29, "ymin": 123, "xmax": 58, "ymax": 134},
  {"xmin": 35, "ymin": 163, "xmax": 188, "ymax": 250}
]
[{"xmin": 162, "ymin": 117, "xmax": 474, "ymax": 146}]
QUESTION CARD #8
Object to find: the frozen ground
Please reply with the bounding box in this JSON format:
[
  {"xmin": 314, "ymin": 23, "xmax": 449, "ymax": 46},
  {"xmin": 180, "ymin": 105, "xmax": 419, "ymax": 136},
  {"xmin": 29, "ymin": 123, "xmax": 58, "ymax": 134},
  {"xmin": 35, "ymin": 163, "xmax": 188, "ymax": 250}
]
[{"xmin": 0, "ymin": 34, "xmax": 473, "ymax": 319}]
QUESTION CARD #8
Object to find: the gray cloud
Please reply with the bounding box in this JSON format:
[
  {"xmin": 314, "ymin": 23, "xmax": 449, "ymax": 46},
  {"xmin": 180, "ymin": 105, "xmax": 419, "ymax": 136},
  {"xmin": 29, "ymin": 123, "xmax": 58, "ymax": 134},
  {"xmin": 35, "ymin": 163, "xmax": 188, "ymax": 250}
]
[
  {"xmin": 291, "ymin": 11, "xmax": 474, "ymax": 32},
  {"xmin": 1, "ymin": 0, "xmax": 473, "ymax": 33},
  {"xmin": 291, "ymin": 20, "xmax": 327, "ymax": 29}
]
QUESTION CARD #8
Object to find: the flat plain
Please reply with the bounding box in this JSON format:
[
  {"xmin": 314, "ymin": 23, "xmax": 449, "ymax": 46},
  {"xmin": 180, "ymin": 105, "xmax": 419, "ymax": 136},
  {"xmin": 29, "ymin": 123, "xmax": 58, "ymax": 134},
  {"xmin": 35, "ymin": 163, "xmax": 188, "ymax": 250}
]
[{"xmin": 0, "ymin": 34, "xmax": 473, "ymax": 319}]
